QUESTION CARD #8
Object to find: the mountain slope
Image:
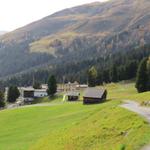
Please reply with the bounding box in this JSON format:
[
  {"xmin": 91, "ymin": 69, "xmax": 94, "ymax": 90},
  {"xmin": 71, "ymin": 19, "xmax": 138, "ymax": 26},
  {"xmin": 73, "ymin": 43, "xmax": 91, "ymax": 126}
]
[
  {"xmin": 0, "ymin": 31, "xmax": 7, "ymax": 36},
  {"xmin": 0, "ymin": 0, "xmax": 150, "ymax": 78}
]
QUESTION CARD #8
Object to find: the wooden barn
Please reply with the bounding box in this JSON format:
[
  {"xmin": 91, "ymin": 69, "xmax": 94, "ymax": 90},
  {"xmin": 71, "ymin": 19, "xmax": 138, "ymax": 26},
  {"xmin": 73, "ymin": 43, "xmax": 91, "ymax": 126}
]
[
  {"xmin": 83, "ymin": 88, "xmax": 107, "ymax": 104},
  {"xmin": 66, "ymin": 92, "xmax": 80, "ymax": 101}
]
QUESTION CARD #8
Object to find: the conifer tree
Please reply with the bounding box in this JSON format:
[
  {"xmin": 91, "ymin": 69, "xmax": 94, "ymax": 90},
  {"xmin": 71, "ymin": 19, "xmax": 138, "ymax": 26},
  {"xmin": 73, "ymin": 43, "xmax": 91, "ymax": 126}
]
[
  {"xmin": 88, "ymin": 66, "xmax": 98, "ymax": 87},
  {"xmin": 47, "ymin": 75, "xmax": 57, "ymax": 96},
  {"xmin": 0, "ymin": 91, "xmax": 5, "ymax": 108},
  {"xmin": 136, "ymin": 57, "xmax": 148, "ymax": 93},
  {"xmin": 147, "ymin": 57, "xmax": 150, "ymax": 90},
  {"xmin": 7, "ymin": 86, "xmax": 20, "ymax": 102}
]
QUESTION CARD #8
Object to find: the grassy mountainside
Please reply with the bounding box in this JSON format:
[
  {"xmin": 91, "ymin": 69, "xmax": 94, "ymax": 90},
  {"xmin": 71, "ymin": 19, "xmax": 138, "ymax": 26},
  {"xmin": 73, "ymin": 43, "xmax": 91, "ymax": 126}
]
[
  {"xmin": 0, "ymin": 83, "xmax": 150, "ymax": 150},
  {"xmin": 0, "ymin": 0, "xmax": 150, "ymax": 77}
]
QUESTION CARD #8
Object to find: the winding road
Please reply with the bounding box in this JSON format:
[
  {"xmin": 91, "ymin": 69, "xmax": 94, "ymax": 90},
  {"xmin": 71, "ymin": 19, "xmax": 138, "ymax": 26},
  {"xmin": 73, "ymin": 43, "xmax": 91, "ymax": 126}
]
[
  {"xmin": 121, "ymin": 100, "xmax": 150, "ymax": 123},
  {"xmin": 121, "ymin": 100, "xmax": 150, "ymax": 150}
]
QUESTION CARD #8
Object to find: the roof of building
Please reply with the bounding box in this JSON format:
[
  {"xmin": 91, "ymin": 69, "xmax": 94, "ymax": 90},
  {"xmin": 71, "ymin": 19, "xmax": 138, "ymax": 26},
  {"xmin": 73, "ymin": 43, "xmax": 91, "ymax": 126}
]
[
  {"xmin": 84, "ymin": 88, "xmax": 106, "ymax": 99},
  {"xmin": 76, "ymin": 84, "xmax": 88, "ymax": 88},
  {"xmin": 21, "ymin": 87, "xmax": 34, "ymax": 91},
  {"xmin": 34, "ymin": 89, "xmax": 47, "ymax": 92},
  {"xmin": 66, "ymin": 91, "xmax": 80, "ymax": 96},
  {"xmin": 20, "ymin": 87, "xmax": 47, "ymax": 92}
]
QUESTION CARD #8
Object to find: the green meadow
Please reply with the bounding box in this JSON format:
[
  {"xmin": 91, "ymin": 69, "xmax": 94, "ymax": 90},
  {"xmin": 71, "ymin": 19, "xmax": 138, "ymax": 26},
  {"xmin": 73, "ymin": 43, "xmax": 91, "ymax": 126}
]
[{"xmin": 0, "ymin": 82, "xmax": 150, "ymax": 150}]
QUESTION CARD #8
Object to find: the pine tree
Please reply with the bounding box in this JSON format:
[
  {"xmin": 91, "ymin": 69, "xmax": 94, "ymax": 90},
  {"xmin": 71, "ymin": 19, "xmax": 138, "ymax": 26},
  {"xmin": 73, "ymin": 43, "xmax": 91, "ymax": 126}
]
[
  {"xmin": 147, "ymin": 57, "xmax": 150, "ymax": 90},
  {"xmin": 7, "ymin": 86, "xmax": 20, "ymax": 103},
  {"xmin": 136, "ymin": 57, "xmax": 148, "ymax": 93},
  {"xmin": 0, "ymin": 91, "xmax": 5, "ymax": 108},
  {"xmin": 88, "ymin": 66, "xmax": 98, "ymax": 87},
  {"xmin": 47, "ymin": 75, "xmax": 57, "ymax": 96}
]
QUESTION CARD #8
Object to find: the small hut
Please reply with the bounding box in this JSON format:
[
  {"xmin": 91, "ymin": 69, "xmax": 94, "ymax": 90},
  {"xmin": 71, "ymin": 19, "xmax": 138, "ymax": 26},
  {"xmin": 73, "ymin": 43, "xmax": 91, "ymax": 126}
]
[
  {"xmin": 66, "ymin": 92, "xmax": 80, "ymax": 101},
  {"xmin": 83, "ymin": 88, "xmax": 107, "ymax": 104}
]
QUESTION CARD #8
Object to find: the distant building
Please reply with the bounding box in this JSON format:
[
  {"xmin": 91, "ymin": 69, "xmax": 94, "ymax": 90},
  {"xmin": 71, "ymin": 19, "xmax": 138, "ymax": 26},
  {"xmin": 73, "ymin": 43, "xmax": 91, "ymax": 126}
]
[
  {"xmin": 20, "ymin": 87, "xmax": 35, "ymax": 103},
  {"xmin": 76, "ymin": 84, "xmax": 88, "ymax": 90},
  {"xmin": 66, "ymin": 91, "xmax": 80, "ymax": 101},
  {"xmin": 83, "ymin": 88, "xmax": 107, "ymax": 104},
  {"xmin": 58, "ymin": 81, "xmax": 88, "ymax": 92},
  {"xmin": 34, "ymin": 89, "xmax": 48, "ymax": 98},
  {"xmin": 20, "ymin": 87, "xmax": 48, "ymax": 103},
  {"xmin": 41, "ymin": 84, "xmax": 48, "ymax": 90}
]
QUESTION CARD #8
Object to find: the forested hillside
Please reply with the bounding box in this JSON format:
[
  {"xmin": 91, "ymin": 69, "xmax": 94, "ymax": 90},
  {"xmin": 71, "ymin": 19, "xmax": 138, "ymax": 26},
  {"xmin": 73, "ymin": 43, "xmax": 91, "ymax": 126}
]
[
  {"xmin": 0, "ymin": 0, "xmax": 150, "ymax": 83},
  {"xmin": 0, "ymin": 45, "xmax": 150, "ymax": 88}
]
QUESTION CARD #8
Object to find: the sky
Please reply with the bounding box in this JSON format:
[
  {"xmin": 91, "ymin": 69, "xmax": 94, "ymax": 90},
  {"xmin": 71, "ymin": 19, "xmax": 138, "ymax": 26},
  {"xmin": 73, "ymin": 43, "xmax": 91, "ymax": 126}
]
[{"xmin": 0, "ymin": 0, "xmax": 109, "ymax": 31}]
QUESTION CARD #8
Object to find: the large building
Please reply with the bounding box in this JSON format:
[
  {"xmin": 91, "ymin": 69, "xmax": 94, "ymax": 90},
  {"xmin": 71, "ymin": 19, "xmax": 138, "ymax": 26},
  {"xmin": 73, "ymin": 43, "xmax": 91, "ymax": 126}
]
[
  {"xmin": 20, "ymin": 87, "xmax": 48, "ymax": 103},
  {"xmin": 20, "ymin": 87, "xmax": 35, "ymax": 103}
]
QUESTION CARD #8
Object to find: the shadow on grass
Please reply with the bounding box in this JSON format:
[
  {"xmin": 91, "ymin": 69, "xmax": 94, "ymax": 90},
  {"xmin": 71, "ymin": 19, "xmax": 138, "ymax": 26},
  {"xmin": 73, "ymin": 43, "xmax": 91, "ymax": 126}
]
[
  {"xmin": 83, "ymin": 99, "xmax": 112, "ymax": 105},
  {"xmin": 32, "ymin": 94, "xmax": 63, "ymax": 104}
]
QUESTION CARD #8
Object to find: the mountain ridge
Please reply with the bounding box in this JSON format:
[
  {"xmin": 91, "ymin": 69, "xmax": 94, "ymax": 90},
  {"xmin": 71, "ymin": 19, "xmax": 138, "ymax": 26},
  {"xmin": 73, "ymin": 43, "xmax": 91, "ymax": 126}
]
[{"xmin": 0, "ymin": 0, "xmax": 150, "ymax": 78}]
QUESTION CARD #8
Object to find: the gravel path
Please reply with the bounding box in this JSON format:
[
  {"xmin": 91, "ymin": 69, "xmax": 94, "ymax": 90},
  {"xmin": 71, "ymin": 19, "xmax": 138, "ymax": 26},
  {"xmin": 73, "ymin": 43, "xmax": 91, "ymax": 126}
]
[
  {"xmin": 121, "ymin": 100, "xmax": 150, "ymax": 122},
  {"xmin": 141, "ymin": 145, "xmax": 150, "ymax": 150},
  {"xmin": 121, "ymin": 100, "xmax": 150, "ymax": 150}
]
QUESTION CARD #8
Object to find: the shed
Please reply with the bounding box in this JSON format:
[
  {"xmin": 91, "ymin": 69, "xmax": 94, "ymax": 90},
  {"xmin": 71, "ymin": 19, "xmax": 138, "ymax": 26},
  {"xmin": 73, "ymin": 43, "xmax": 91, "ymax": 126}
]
[
  {"xmin": 83, "ymin": 88, "xmax": 107, "ymax": 104},
  {"xmin": 66, "ymin": 92, "xmax": 80, "ymax": 101}
]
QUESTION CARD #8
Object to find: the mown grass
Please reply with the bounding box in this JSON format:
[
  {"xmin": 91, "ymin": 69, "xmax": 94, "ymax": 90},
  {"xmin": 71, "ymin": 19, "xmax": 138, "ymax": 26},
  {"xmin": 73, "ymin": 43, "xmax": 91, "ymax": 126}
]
[
  {"xmin": 105, "ymin": 82, "xmax": 150, "ymax": 103},
  {"xmin": 30, "ymin": 101, "xmax": 150, "ymax": 150},
  {"xmin": 0, "ymin": 82, "xmax": 150, "ymax": 150}
]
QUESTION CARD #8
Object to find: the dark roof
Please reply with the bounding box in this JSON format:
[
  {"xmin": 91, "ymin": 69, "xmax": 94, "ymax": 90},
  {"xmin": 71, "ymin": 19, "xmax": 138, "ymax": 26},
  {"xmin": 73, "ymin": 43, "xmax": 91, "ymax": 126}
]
[{"xmin": 84, "ymin": 88, "xmax": 106, "ymax": 99}]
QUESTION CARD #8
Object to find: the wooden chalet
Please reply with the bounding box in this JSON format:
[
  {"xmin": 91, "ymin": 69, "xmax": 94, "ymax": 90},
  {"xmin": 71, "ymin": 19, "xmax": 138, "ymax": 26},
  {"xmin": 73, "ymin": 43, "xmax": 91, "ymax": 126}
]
[{"xmin": 83, "ymin": 88, "xmax": 107, "ymax": 104}]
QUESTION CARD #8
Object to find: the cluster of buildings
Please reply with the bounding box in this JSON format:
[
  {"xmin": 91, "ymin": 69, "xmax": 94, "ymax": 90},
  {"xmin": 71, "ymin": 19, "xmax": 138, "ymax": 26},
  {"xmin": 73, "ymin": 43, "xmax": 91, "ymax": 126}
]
[
  {"xmin": 5, "ymin": 84, "xmax": 48, "ymax": 104},
  {"xmin": 62, "ymin": 82, "xmax": 107, "ymax": 104},
  {"xmin": 57, "ymin": 81, "xmax": 88, "ymax": 92},
  {"xmin": 5, "ymin": 81, "xmax": 107, "ymax": 105},
  {"xmin": 65, "ymin": 88, "xmax": 107, "ymax": 104},
  {"xmin": 20, "ymin": 87, "xmax": 48, "ymax": 103}
]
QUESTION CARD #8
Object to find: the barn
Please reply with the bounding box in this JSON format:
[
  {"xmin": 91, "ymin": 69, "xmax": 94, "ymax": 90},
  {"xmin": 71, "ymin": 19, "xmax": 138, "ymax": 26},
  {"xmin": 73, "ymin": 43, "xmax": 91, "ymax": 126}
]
[
  {"xmin": 66, "ymin": 92, "xmax": 80, "ymax": 101},
  {"xmin": 83, "ymin": 88, "xmax": 107, "ymax": 104}
]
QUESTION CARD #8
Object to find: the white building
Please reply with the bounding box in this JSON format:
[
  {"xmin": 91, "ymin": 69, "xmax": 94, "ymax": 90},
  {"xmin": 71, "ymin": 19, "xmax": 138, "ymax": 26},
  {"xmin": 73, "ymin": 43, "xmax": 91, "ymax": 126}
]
[
  {"xmin": 19, "ymin": 87, "xmax": 48, "ymax": 102},
  {"xmin": 34, "ymin": 89, "xmax": 48, "ymax": 98}
]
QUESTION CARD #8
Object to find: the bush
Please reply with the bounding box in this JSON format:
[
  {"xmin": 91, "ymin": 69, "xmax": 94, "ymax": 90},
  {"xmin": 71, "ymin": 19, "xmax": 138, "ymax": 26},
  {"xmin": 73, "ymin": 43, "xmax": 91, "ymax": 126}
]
[
  {"xmin": 120, "ymin": 144, "xmax": 126, "ymax": 150},
  {"xmin": 0, "ymin": 101, "xmax": 5, "ymax": 108}
]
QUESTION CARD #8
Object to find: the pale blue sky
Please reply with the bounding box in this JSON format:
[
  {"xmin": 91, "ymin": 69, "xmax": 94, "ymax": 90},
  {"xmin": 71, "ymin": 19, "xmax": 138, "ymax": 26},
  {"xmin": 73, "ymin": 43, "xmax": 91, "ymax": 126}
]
[{"xmin": 0, "ymin": 0, "xmax": 109, "ymax": 31}]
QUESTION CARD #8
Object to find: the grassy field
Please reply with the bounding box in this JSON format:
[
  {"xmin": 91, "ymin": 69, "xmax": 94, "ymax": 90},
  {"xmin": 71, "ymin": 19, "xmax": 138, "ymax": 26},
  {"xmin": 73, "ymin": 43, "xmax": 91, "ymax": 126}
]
[
  {"xmin": 0, "ymin": 82, "xmax": 150, "ymax": 150},
  {"xmin": 105, "ymin": 82, "xmax": 150, "ymax": 103}
]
